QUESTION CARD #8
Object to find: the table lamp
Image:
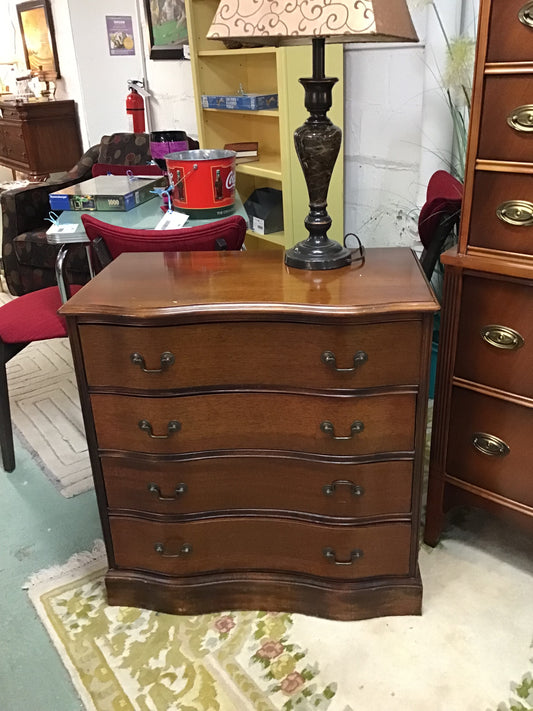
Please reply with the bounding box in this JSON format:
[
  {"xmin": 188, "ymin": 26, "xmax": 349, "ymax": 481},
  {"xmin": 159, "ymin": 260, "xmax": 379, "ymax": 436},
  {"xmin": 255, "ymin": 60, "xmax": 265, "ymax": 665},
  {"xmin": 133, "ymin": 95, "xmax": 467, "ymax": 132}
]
[{"xmin": 207, "ymin": 0, "xmax": 418, "ymax": 269}]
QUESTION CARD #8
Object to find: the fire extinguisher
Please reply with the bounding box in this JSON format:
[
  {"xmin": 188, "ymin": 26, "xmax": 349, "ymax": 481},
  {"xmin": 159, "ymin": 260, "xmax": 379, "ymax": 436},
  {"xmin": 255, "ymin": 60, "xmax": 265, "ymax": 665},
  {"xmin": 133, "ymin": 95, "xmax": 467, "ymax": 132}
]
[{"xmin": 126, "ymin": 80, "xmax": 146, "ymax": 133}]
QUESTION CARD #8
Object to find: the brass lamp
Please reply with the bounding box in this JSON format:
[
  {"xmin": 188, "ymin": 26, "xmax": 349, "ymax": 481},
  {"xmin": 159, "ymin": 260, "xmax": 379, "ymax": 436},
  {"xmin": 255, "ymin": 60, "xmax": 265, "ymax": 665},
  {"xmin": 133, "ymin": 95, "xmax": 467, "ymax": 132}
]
[{"xmin": 207, "ymin": 0, "xmax": 418, "ymax": 270}]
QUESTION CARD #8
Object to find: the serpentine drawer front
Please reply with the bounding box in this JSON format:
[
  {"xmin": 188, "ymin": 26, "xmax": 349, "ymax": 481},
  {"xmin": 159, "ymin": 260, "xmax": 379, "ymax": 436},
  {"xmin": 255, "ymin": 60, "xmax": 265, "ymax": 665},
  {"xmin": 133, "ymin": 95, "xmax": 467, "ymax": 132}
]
[
  {"xmin": 61, "ymin": 248, "xmax": 437, "ymax": 621},
  {"xmin": 425, "ymin": 0, "xmax": 533, "ymax": 547}
]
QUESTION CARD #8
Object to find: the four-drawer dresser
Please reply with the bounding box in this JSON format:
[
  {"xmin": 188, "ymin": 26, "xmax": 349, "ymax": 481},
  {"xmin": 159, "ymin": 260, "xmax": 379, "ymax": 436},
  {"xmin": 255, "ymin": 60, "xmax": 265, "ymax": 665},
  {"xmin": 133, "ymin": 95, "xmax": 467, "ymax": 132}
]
[
  {"xmin": 61, "ymin": 248, "xmax": 438, "ymax": 621},
  {"xmin": 424, "ymin": 0, "xmax": 533, "ymax": 545}
]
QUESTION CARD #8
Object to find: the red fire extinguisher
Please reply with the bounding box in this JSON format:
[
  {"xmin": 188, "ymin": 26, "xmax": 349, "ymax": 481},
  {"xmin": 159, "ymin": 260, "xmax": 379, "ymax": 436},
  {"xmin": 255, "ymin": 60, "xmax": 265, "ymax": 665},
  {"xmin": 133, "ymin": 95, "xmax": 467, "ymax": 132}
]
[{"xmin": 126, "ymin": 81, "xmax": 146, "ymax": 133}]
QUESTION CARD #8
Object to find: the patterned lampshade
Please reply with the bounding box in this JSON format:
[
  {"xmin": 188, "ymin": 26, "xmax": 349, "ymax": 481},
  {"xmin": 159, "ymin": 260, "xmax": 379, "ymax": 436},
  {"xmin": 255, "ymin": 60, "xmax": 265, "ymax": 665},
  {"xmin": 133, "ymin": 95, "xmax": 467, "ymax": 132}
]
[{"xmin": 207, "ymin": 0, "xmax": 418, "ymax": 45}]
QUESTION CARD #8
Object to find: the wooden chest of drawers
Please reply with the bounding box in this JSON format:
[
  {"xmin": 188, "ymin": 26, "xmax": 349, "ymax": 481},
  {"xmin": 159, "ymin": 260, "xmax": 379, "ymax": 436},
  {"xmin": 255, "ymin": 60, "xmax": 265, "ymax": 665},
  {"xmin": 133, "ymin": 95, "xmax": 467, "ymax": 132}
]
[
  {"xmin": 424, "ymin": 0, "xmax": 533, "ymax": 545},
  {"xmin": 0, "ymin": 98, "xmax": 82, "ymax": 179},
  {"xmin": 61, "ymin": 248, "xmax": 437, "ymax": 620}
]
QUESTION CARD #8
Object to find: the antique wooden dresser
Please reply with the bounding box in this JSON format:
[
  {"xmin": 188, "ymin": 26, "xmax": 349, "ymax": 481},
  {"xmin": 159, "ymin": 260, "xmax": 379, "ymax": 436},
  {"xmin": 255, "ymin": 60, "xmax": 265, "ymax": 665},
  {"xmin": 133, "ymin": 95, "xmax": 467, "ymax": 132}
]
[
  {"xmin": 0, "ymin": 98, "xmax": 82, "ymax": 179},
  {"xmin": 61, "ymin": 248, "xmax": 437, "ymax": 620},
  {"xmin": 424, "ymin": 0, "xmax": 533, "ymax": 545}
]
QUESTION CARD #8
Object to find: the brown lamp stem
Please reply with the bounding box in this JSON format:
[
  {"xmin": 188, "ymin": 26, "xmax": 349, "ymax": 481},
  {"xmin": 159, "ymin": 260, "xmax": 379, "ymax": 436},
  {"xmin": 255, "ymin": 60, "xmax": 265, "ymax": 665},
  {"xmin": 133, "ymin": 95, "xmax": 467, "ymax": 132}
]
[{"xmin": 285, "ymin": 37, "xmax": 352, "ymax": 270}]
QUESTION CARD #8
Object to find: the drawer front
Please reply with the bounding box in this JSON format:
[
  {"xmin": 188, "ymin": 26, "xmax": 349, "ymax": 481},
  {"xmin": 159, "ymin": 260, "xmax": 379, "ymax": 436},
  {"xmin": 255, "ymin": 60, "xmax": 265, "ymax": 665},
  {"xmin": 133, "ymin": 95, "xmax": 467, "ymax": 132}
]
[
  {"xmin": 79, "ymin": 321, "xmax": 423, "ymax": 391},
  {"xmin": 455, "ymin": 275, "xmax": 533, "ymax": 398},
  {"xmin": 469, "ymin": 171, "xmax": 533, "ymax": 257},
  {"xmin": 486, "ymin": 0, "xmax": 533, "ymax": 63},
  {"xmin": 91, "ymin": 391, "xmax": 416, "ymax": 456},
  {"xmin": 102, "ymin": 455, "xmax": 414, "ymax": 517},
  {"xmin": 109, "ymin": 516, "xmax": 413, "ymax": 580},
  {"xmin": 447, "ymin": 388, "xmax": 533, "ymax": 507},
  {"xmin": 478, "ymin": 76, "xmax": 533, "ymax": 163}
]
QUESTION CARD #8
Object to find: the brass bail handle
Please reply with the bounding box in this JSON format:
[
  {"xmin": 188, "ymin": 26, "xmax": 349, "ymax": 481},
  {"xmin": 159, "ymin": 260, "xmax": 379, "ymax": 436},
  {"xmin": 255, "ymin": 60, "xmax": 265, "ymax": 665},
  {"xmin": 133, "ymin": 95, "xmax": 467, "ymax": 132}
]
[
  {"xmin": 519, "ymin": 2, "xmax": 533, "ymax": 28},
  {"xmin": 139, "ymin": 419, "xmax": 181, "ymax": 439},
  {"xmin": 496, "ymin": 200, "xmax": 533, "ymax": 227},
  {"xmin": 321, "ymin": 350, "xmax": 368, "ymax": 373},
  {"xmin": 130, "ymin": 351, "xmax": 175, "ymax": 374},
  {"xmin": 323, "ymin": 547, "xmax": 363, "ymax": 565},
  {"xmin": 480, "ymin": 325, "xmax": 524, "ymax": 351},
  {"xmin": 148, "ymin": 482, "xmax": 187, "ymax": 501},
  {"xmin": 472, "ymin": 432, "xmax": 510, "ymax": 457},
  {"xmin": 322, "ymin": 480, "xmax": 365, "ymax": 497},
  {"xmin": 154, "ymin": 542, "xmax": 192, "ymax": 558},
  {"xmin": 320, "ymin": 420, "xmax": 364, "ymax": 440},
  {"xmin": 507, "ymin": 104, "xmax": 533, "ymax": 132}
]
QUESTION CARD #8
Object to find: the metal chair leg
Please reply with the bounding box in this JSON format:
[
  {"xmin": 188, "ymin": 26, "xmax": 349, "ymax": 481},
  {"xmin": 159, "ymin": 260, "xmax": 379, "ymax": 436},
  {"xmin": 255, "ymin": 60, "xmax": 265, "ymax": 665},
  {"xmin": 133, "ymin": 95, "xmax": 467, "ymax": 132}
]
[{"xmin": 0, "ymin": 340, "xmax": 15, "ymax": 472}]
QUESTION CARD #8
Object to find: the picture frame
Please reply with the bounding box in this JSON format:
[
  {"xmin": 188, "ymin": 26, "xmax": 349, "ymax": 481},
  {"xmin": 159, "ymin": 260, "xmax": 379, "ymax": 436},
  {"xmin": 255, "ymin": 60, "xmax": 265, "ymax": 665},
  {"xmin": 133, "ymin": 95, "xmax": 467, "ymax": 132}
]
[
  {"xmin": 143, "ymin": 0, "xmax": 188, "ymax": 60},
  {"xmin": 17, "ymin": 0, "xmax": 60, "ymax": 79}
]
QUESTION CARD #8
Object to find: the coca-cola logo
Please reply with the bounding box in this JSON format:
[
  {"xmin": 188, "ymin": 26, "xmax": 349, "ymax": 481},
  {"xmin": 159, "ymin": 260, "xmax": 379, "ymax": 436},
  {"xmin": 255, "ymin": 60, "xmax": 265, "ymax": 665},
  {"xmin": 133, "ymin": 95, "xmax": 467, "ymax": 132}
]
[{"xmin": 225, "ymin": 170, "xmax": 235, "ymax": 191}]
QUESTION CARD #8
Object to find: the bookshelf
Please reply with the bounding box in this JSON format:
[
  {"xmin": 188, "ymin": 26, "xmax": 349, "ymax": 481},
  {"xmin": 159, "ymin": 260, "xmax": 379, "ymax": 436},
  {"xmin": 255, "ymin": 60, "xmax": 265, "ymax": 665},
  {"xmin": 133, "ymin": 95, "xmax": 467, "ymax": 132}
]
[{"xmin": 184, "ymin": 0, "xmax": 344, "ymax": 249}]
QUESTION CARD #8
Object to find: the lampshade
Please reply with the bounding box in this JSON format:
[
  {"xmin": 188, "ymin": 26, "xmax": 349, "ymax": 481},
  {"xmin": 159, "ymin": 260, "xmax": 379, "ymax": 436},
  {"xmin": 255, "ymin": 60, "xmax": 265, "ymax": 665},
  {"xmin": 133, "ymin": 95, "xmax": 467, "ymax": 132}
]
[{"xmin": 207, "ymin": 0, "xmax": 418, "ymax": 45}]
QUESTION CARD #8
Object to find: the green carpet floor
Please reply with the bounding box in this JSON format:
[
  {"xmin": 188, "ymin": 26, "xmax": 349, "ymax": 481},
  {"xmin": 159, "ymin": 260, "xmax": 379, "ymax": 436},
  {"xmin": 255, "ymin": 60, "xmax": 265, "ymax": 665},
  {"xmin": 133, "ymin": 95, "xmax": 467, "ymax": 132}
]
[{"xmin": 0, "ymin": 434, "xmax": 102, "ymax": 710}]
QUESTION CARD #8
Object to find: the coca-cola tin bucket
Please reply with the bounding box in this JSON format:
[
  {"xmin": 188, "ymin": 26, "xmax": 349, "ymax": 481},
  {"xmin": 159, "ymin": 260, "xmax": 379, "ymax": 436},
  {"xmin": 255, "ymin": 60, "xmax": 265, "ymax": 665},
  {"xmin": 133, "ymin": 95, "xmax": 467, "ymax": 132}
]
[{"xmin": 165, "ymin": 149, "xmax": 236, "ymax": 218}]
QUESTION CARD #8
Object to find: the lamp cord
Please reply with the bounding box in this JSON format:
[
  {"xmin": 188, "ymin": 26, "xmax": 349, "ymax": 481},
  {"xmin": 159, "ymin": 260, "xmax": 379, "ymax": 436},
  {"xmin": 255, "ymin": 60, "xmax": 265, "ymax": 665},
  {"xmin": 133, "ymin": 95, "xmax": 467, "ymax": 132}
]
[{"xmin": 343, "ymin": 233, "xmax": 365, "ymax": 264}]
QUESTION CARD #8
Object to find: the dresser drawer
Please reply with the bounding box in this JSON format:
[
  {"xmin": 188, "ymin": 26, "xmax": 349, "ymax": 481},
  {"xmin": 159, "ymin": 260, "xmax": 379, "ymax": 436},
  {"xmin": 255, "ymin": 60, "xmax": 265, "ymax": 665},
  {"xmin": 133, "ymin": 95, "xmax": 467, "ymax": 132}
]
[
  {"xmin": 478, "ymin": 75, "xmax": 533, "ymax": 163},
  {"xmin": 102, "ymin": 455, "xmax": 414, "ymax": 517},
  {"xmin": 447, "ymin": 388, "xmax": 533, "ymax": 507},
  {"xmin": 469, "ymin": 171, "xmax": 533, "ymax": 257},
  {"xmin": 91, "ymin": 391, "xmax": 416, "ymax": 456},
  {"xmin": 79, "ymin": 320, "xmax": 423, "ymax": 392},
  {"xmin": 109, "ymin": 516, "xmax": 413, "ymax": 580},
  {"xmin": 455, "ymin": 274, "xmax": 533, "ymax": 398},
  {"xmin": 486, "ymin": 0, "xmax": 533, "ymax": 63}
]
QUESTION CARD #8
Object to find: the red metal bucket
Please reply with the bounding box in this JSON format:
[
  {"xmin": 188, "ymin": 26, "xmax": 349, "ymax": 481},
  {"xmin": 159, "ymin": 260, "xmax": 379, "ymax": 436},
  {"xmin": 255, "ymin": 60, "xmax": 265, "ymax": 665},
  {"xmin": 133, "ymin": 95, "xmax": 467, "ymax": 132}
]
[{"xmin": 165, "ymin": 149, "xmax": 236, "ymax": 218}]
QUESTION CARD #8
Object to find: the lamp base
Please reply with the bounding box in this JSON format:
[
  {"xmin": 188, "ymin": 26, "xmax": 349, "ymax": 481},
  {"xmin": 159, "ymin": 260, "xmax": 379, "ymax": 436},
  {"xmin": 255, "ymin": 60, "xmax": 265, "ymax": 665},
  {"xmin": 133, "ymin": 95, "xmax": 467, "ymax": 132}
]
[{"xmin": 285, "ymin": 237, "xmax": 352, "ymax": 270}]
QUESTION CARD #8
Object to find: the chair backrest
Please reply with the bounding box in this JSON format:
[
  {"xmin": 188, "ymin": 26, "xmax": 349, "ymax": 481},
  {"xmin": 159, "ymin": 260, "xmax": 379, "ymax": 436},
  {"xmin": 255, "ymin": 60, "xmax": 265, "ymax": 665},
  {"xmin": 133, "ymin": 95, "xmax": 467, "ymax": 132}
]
[{"xmin": 81, "ymin": 213, "xmax": 247, "ymax": 266}]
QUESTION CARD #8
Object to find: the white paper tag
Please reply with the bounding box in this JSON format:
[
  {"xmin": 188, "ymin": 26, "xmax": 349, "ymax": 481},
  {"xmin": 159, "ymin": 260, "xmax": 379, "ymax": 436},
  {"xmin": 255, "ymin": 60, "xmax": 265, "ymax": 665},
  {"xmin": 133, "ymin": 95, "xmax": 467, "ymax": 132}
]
[
  {"xmin": 46, "ymin": 223, "xmax": 80, "ymax": 235},
  {"xmin": 154, "ymin": 211, "xmax": 189, "ymax": 230},
  {"xmin": 252, "ymin": 216, "xmax": 265, "ymax": 235}
]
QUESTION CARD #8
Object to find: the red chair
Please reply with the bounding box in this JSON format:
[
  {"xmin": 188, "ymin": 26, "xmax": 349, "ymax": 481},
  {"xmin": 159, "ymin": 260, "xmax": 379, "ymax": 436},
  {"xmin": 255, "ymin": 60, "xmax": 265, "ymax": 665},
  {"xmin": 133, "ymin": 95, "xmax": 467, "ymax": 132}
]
[
  {"xmin": 0, "ymin": 285, "xmax": 83, "ymax": 471},
  {"xmin": 80, "ymin": 213, "xmax": 247, "ymax": 270}
]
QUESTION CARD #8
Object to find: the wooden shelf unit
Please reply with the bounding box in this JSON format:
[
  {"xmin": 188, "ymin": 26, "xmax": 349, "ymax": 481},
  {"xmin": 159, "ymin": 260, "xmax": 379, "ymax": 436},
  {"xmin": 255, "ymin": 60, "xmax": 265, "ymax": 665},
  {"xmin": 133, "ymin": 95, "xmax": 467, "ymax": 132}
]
[{"xmin": 184, "ymin": 0, "xmax": 344, "ymax": 249}]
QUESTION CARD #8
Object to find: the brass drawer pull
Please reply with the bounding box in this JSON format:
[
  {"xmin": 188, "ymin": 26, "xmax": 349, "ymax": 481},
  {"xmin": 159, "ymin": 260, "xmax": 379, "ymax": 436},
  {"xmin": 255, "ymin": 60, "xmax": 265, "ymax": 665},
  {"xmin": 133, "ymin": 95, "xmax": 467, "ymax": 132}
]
[
  {"xmin": 320, "ymin": 420, "xmax": 364, "ymax": 440},
  {"xmin": 496, "ymin": 200, "xmax": 533, "ymax": 227},
  {"xmin": 519, "ymin": 2, "xmax": 533, "ymax": 28},
  {"xmin": 148, "ymin": 482, "xmax": 187, "ymax": 501},
  {"xmin": 472, "ymin": 432, "xmax": 510, "ymax": 457},
  {"xmin": 130, "ymin": 351, "xmax": 175, "ymax": 373},
  {"xmin": 138, "ymin": 419, "xmax": 181, "ymax": 439},
  {"xmin": 507, "ymin": 104, "xmax": 533, "ymax": 132},
  {"xmin": 321, "ymin": 350, "xmax": 368, "ymax": 373},
  {"xmin": 481, "ymin": 325, "xmax": 524, "ymax": 350},
  {"xmin": 323, "ymin": 547, "xmax": 363, "ymax": 565},
  {"xmin": 154, "ymin": 542, "xmax": 192, "ymax": 558},
  {"xmin": 323, "ymin": 480, "xmax": 365, "ymax": 497}
]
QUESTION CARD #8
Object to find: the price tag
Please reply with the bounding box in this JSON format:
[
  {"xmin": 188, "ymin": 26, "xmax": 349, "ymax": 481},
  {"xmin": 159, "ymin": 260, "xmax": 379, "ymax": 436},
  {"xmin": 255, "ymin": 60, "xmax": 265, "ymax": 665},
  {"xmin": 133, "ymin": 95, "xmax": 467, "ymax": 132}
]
[
  {"xmin": 154, "ymin": 211, "xmax": 189, "ymax": 230},
  {"xmin": 252, "ymin": 216, "xmax": 265, "ymax": 235}
]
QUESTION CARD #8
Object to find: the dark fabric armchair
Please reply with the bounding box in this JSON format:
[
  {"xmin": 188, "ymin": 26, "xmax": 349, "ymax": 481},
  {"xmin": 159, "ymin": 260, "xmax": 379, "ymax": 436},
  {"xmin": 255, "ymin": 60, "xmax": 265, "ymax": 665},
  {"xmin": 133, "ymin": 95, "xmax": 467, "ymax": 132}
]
[{"xmin": 1, "ymin": 133, "xmax": 153, "ymax": 295}]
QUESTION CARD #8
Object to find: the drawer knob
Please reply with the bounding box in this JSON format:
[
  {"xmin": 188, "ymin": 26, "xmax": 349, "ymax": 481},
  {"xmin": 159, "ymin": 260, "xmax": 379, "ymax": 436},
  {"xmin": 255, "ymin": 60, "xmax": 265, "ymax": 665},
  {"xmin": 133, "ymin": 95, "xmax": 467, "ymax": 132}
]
[
  {"xmin": 323, "ymin": 480, "xmax": 365, "ymax": 497},
  {"xmin": 323, "ymin": 547, "xmax": 363, "ymax": 566},
  {"xmin": 130, "ymin": 351, "xmax": 175, "ymax": 373},
  {"xmin": 148, "ymin": 482, "xmax": 188, "ymax": 501},
  {"xmin": 507, "ymin": 104, "xmax": 533, "ymax": 132},
  {"xmin": 519, "ymin": 2, "xmax": 533, "ymax": 28},
  {"xmin": 139, "ymin": 419, "xmax": 181, "ymax": 439},
  {"xmin": 472, "ymin": 432, "xmax": 510, "ymax": 457},
  {"xmin": 480, "ymin": 325, "xmax": 524, "ymax": 351},
  {"xmin": 496, "ymin": 200, "xmax": 533, "ymax": 227},
  {"xmin": 320, "ymin": 420, "xmax": 364, "ymax": 440},
  {"xmin": 321, "ymin": 350, "xmax": 368, "ymax": 373},
  {"xmin": 154, "ymin": 542, "xmax": 192, "ymax": 558}
]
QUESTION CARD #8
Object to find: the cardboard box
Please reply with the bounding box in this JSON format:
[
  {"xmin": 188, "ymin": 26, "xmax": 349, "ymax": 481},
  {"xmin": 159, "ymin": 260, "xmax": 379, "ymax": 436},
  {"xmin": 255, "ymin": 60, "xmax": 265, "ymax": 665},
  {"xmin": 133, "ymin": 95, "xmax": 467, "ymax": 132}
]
[
  {"xmin": 49, "ymin": 175, "xmax": 167, "ymax": 212},
  {"xmin": 201, "ymin": 93, "xmax": 278, "ymax": 111},
  {"xmin": 244, "ymin": 187, "xmax": 284, "ymax": 235}
]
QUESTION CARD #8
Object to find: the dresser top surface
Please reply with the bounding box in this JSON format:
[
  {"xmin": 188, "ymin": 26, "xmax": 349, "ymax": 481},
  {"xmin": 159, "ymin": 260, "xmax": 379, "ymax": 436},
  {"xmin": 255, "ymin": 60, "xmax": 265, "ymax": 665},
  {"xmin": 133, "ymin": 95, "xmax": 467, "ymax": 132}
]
[{"xmin": 61, "ymin": 247, "xmax": 438, "ymax": 322}]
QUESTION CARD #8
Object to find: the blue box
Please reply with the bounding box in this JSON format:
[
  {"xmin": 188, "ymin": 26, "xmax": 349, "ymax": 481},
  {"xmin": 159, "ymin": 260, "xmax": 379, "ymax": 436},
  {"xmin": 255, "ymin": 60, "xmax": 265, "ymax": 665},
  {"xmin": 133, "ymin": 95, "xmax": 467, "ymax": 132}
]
[{"xmin": 201, "ymin": 93, "xmax": 278, "ymax": 111}]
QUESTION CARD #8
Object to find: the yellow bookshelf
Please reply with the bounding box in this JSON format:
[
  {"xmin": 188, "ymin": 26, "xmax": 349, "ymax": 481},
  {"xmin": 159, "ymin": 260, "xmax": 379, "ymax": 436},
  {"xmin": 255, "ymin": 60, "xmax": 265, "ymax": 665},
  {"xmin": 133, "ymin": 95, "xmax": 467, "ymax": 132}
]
[{"xmin": 184, "ymin": 0, "xmax": 344, "ymax": 250}]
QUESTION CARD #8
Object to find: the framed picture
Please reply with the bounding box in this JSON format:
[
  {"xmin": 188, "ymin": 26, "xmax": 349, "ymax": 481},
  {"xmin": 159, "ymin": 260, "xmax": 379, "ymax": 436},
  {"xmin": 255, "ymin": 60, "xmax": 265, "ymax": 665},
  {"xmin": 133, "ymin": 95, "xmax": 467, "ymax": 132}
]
[
  {"xmin": 17, "ymin": 0, "xmax": 60, "ymax": 79},
  {"xmin": 144, "ymin": 0, "xmax": 188, "ymax": 60}
]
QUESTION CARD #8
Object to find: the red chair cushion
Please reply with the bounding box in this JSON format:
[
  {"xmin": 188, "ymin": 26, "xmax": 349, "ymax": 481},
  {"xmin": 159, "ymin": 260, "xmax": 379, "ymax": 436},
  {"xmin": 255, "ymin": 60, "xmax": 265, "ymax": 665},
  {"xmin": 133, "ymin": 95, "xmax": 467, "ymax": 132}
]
[
  {"xmin": 0, "ymin": 285, "xmax": 83, "ymax": 344},
  {"xmin": 91, "ymin": 163, "xmax": 164, "ymax": 177},
  {"xmin": 418, "ymin": 170, "xmax": 463, "ymax": 249},
  {"xmin": 80, "ymin": 214, "xmax": 247, "ymax": 260}
]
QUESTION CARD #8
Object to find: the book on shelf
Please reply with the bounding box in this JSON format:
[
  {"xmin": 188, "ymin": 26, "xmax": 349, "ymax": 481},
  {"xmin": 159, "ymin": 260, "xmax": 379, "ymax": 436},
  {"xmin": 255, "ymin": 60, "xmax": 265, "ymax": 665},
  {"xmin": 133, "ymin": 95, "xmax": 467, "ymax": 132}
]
[{"xmin": 225, "ymin": 141, "xmax": 259, "ymax": 165}]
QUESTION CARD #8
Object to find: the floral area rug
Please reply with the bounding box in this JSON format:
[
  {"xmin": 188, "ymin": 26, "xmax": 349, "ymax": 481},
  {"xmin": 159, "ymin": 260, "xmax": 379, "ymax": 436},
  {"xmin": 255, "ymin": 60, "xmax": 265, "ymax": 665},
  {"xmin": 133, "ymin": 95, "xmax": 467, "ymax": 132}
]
[{"xmin": 26, "ymin": 522, "xmax": 533, "ymax": 711}]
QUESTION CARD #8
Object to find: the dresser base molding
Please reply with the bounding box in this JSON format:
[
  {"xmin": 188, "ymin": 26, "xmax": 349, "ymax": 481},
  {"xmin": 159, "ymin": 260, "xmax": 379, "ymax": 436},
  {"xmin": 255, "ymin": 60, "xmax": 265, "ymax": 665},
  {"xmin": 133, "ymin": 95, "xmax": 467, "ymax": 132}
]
[{"xmin": 105, "ymin": 568, "xmax": 423, "ymax": 621}]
